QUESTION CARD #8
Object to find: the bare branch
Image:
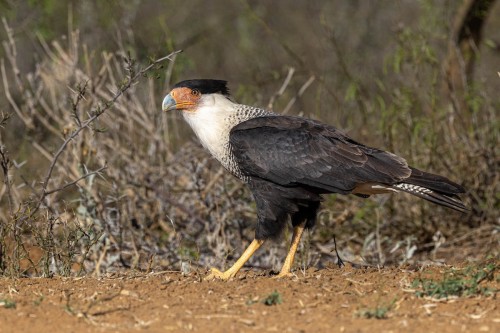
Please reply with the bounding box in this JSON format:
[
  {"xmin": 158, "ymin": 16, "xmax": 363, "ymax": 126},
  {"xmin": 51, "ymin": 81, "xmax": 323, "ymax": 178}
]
[
  {"xmin": 0, "ymin": 112, "xmax": 11, "ymax": 128},
  {"xmin": 70, "ymin": 80, "xmax": 89, "ymax": 127},
  {"xmin": 0, "ymin": 145, "xmax": 13, "ymax": 216},
  {"xmin": 282, "ymin": 75, "xmax": 315, "ymax": 115},
  {"xmin": 1, "ymin": 17, "xmax": 23, "ymax": 91},
  {"xmin": 267, "ymin": 67, "xmax": 295, "ymax": 110},
  {"xmin": 44, "ymin": 165, "xmax": 108, "ymax": 195},
  {"xmin": 0, "ymin": 59, "xmax": 33, "ymax": 128},
  {"xmin": 31, "ymin": 50, "xmax": 182, "ymax": 216}
]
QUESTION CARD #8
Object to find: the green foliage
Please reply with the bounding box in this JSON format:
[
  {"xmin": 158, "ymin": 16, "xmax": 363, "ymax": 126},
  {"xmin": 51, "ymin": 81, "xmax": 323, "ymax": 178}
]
[
  {"xmin": 25, "ymin": 0, "xmax": 70, "ymax": 40},
  {"xmin": 0, "ymin": 298, "xmax": 16, "ymax": 309},
  {"xmin": 345, "ymin": 82, "xmax": 359, "ymax": 102},
  {"xmin": 0, "ymin": 1, "xmax": 497, "ymax": 276},
  {"xmin": 412, "ymin": 262, "xmax": 497, "ymax": 299},
  {"xmin": 178, "ymin": 245, "xmax": 200, "ymax": 261},
  {"xmin": 245, "ymin": 291, "xmax": 283, "ymax": 306},
  {"xmin": 262, "ymin": 290, "xmax": 283, "ymax": 306},
  {"xmin": 34, "ymin": 296, "xmax": 45, "ymax": 306},
  {"xmin": 355, "ymin": 300, "xmax": 395, "ymax": 319}
]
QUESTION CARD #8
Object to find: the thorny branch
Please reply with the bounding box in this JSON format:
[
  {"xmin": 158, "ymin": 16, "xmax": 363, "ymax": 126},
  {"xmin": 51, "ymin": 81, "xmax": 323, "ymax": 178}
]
[
  {"xmin": 0, "ymin": 112, "xmax": 11, "ymax": 128},
  {"xmin": 31, "ymin": 50, "xmax": 182, "ymax": 216},
  {"xmin": 69, "ymin": 80, "xmax": 89, "ymax": 127},
  {"xmin": 1, "ymin": 19, "xmax": 34, "ymax": 129},
  {"xmin": 0, "ymin": 145, "xmax": 13, "ymax": 216},
  {"xmin": 44, "ymin": 164, "xmax": 108, "ymax": 195}
]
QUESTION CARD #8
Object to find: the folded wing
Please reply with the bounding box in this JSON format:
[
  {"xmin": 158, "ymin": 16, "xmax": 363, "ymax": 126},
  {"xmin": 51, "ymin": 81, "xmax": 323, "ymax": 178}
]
[{"xmin": 229, "ymin": 116, "xmax": 412, "ymax": 194}]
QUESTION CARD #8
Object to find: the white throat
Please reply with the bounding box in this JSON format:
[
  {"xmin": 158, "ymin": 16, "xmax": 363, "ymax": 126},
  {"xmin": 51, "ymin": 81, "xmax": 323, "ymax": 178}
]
[
  {"xmin": 182, "ymin": 94, "xmax": 238, "ymax": 163},
  {"xmin": 181, "ymin": 94, "xmax": 272, "ymax": 176}
]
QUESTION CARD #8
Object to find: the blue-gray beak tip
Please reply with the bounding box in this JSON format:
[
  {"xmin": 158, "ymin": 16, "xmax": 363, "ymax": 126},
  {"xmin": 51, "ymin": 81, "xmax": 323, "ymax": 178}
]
[{"xmin": 162, "ymin": 94, "xmax": 176, "ymax": 112}]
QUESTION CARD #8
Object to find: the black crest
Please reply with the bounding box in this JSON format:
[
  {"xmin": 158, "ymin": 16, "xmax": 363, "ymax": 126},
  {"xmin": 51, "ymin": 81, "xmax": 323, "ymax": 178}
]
[{"xmin": 173, "ymin": 79, "xmax": 230, "ymax": 96}]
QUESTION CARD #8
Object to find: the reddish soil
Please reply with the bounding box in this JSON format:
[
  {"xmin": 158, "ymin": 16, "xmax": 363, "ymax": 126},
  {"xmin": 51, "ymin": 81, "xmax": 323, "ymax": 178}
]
[{"xmin": 0, "ymin": 264, "xmax": 498, "ymax": 333}]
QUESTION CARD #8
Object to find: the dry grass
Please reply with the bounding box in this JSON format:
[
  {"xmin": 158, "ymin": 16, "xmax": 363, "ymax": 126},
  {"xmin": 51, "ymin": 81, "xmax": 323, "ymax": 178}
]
[{"xmin": 0, "ymin": 10, "xmax": 498, "ymax": 278}]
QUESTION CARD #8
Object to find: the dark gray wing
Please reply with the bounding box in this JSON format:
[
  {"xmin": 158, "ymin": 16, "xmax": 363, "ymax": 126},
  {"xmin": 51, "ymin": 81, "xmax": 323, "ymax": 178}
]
[{"xmin": 229, "ymin": 116, "xmax": 411, "ymax": 194}]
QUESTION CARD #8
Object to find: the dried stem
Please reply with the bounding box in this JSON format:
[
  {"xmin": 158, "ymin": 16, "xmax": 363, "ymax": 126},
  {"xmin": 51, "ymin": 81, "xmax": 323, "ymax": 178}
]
[
  {"xmin": 282, "ymin": 75, "xmax": 315, "ymax": 115},
  {"xmin": 31, "ymin": 50, "xmax": 182, "ymax": 216},
  {"xmin": 0, "ymin": 145, "xmax": 13, "ymax": 216},
  {"xmin": 44, "ymin": 165, "xmax": 108, "ymax": 195},
  {"xmin": 267, "ymin": 67, "xmax": 295, "ymax": 109}
]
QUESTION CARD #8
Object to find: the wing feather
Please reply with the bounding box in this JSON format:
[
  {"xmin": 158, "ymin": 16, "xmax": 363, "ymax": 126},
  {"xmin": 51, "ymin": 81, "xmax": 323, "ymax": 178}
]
[{"xmin": 229, "ymin": 116, "xmax": 411, "ymax": 193}]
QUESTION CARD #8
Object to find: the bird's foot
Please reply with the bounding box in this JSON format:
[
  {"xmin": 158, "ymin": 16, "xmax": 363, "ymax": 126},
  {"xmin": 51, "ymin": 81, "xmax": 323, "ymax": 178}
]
[
  {"xmin": 333, "ymin": 234, "xmax": 345, "ymax": 268},
  {"xmin": 337, "ymin": 256, "xmax": 345, "ymax": 268},
  {"xmin": 204, "ymin": 267, "xmax": 236, "ymax": 281}
]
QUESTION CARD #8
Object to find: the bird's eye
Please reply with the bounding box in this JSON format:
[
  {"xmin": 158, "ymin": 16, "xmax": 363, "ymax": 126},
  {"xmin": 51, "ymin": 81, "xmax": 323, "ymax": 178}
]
[{"xmin": 191, "ymin": 89, "xmax": 200, "ymax": 96}]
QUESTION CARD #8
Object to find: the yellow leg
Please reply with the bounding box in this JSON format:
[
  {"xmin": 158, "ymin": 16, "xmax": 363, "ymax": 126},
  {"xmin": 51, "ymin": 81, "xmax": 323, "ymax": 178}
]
[
  {"xmin": 275, "ymin": 222, "xmax": 306, "ymax": 278},
  {"xmin": 205, "ymin": 239, "xmax": 264, "ymax": 281}
]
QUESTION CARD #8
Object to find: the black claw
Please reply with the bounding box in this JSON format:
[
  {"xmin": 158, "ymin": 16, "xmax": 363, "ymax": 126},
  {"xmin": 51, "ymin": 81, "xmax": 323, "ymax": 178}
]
[
  {"xmin": 333, "ymin": 234, "xmax": 345, "ymax": 268},
  {"xmin": 336, "ymin": 255, "xmax": 345, "ymax": 268}
]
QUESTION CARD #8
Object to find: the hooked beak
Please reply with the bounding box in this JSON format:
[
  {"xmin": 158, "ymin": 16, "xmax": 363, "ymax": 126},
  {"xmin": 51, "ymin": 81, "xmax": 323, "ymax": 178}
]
[{"xmin": 162, "ymin": 94, "xmax": 177, "ymax": 112}]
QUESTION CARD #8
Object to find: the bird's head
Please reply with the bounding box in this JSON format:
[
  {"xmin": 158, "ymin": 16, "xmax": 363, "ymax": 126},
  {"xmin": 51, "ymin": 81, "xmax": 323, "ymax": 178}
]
[{"xmin": 162, "ymin": 79, "xmax": 230, "ymax": 112}]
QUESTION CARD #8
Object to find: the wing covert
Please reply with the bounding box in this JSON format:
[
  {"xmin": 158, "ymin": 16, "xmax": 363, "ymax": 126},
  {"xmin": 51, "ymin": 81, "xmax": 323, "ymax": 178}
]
[{"xmin": 229, "ymin": 116, "xmax": 411, "ymax": 193}]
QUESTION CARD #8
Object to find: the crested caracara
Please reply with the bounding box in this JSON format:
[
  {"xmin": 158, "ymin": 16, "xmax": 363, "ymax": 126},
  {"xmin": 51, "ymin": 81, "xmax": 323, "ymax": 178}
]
[{"xmin": 162, "ymin": 79, "xmax": 467, "ymax": 280}]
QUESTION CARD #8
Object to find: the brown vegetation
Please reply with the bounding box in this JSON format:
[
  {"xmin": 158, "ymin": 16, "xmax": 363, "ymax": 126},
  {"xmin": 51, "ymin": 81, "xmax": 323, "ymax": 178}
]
[
  {"xmin": 0, "ymin": 2, "xmax": 498, "ymax": 332},
  {"xmin": 0, "ymin": 1, "xmax": 498, "ymax": 279}
]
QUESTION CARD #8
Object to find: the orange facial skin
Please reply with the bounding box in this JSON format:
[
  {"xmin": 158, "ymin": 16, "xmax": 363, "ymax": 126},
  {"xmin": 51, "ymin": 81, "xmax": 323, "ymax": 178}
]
[{"xmin": 169, "ymin": 87, "xmax": 201, "ymax": 111}]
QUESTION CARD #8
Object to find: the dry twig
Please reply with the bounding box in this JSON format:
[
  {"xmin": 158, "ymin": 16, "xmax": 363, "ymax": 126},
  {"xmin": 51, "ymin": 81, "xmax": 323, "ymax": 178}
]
[{"xmin": 31, "ymin": 50, "xmax": 182, "ymax": 216}]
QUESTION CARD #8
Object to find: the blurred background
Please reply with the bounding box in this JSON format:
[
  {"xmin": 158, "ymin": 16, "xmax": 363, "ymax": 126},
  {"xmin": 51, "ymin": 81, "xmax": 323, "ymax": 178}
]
[{"xmin": 0, "ymin": 0, "xmax": 498, "ymax": 277}]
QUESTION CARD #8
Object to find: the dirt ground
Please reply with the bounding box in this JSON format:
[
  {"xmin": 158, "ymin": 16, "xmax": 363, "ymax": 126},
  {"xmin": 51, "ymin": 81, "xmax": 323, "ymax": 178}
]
[{"xmin": 0, "ymin": 263, "xmax": 498, "ymax": 333}]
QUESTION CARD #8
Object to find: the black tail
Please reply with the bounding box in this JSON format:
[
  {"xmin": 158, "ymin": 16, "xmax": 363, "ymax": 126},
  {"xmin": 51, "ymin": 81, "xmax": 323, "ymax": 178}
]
[{"xmin": 392, "ymin": 167, "xmax": 468, "ymax": 213}]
